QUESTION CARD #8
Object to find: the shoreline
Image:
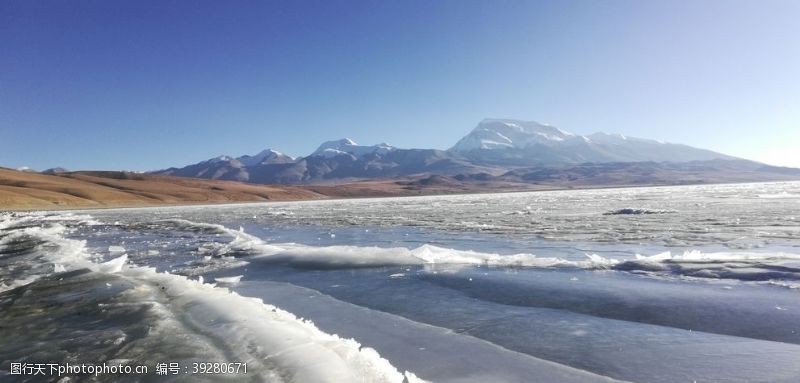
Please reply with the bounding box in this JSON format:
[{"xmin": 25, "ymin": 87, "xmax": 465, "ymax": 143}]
[
  {"xmin": 5, "ymin": 161, "xmax": 800, "ymax": 212},
  {"xmin": 6, "ymin": 177, "xmax": 793, "ymax": 213}
]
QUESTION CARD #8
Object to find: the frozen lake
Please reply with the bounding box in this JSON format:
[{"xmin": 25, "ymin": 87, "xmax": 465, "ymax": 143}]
[{"xmin": 2, "ymin": 181, "xmax": 800, "ymax": 382}]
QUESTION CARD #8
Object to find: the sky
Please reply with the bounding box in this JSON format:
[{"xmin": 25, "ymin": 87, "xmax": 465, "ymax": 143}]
[{"xmin": 1, "ymin": 0, "xmax": 799, "ymax": 171}]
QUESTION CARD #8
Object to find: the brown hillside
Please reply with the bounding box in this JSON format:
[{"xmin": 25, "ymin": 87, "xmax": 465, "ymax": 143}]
[{"xmin": 0, "ymin": 168, "xmax": 327, "ymax": 210}]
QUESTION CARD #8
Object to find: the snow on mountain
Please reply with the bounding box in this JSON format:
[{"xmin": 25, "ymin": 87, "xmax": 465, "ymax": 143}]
[
  {"xmin": 237, "ymin": 149, "xmax": 294, "ymax": 166},
  {"xmin": 311, "ymin": 138, "xmax": 396, "ymax": 158},
  {"xmin": 41, "ymin": 167, "xmax": 69, "ymax": 174},
  {"xmin": 152, "ymin": 118, "xmax": 748, "ymax": 184},
  {"xmin": 586, "ymin": 132, "xmax": 651, "ymax": 144},
  {"xmin": 450, "ymin": 118, "xmax": 733, "ymax": 164},
  {"xmin": 205, "ymin": 155, "xmax": 236, "ymax": 164},
  {"xmin": 450, "ymin": 119, "xmax": 578, "ymax": 151}
]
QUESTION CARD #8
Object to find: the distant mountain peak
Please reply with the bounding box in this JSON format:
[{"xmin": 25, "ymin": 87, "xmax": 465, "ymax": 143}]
[
  {"xmin": 450, "ymin": 118, "xmax": 577, "ymax": 152},
  {"xmin": 450, "ymin": 118, "xmax": 733, "ymax": 164},
  {"xmin": 204, "ymin": 155, "xmax": 234, "ymax": 164},
  {"xmin": 314, "ymin": 138, "xmax": 357, "ymax": 154},
  {"xmin": 237, "ymin": 148, "xmax": 294, "ymax": 166},
  {"xmin": 312, "ymin": 138, "xmax": 395, "ymax": 158},
  {"xmin": 480, "ymin": 118, "xmax": 562, "ymax": 132},
  {"xmin": 42, "ymin": 167, "xmax": 69, "ymax": 174}
]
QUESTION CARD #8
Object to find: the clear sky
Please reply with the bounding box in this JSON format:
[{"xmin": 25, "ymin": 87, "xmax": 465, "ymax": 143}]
[{"xmin": 1, "ymin": 0, "xmax": 799, "ymax": 171}]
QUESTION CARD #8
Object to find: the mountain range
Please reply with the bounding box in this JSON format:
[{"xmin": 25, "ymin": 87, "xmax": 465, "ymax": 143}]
[
  {"xmin": 5, "ymin": 118, "xmax": 800, "ymax": 210},
  {"xmin": 152, "ymin": 118, "xmax": 799, "ymax": 185}
]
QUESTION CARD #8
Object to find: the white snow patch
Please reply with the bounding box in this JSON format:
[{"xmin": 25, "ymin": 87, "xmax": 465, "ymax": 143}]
[
  {"xmin": 214, "ymin": 275, "xmax": 243, "ymax": 284},
  {"xmin": 96, "ymin": 254, "xmax": 127, "ymax": 274}
]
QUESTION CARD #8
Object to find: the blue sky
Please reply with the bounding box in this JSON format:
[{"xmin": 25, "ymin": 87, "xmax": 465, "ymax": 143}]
[{"xmin": 1, "ymin": 0, "xmax": 799, "ymax": 170}]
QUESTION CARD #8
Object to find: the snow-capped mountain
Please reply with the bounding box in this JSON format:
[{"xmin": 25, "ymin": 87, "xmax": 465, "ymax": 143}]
[
  {"xmin": 450, "ymin": 119, "xmax": 732, "ymax": 165},
  {"xmin": 41, "ymin": 167, "xmax": 69, "ymax": 174},
  {"xmin": 237, "ymin": 149, "xmax": 294, "ymax": 166},
  {"xmin": 157, "ymin": 149, "xmax": 296, "ymax": 181},
  {"xmin": 157, "ymin": 154, "xmax": 248, "ymax": 181},
  {"xmin": 204, "ymin": 155, "xmax": 236, "ymax": 164},
  {"xmin": 450, "ymin": 119, "xmax": 580, "ymax": 151},
  {"xmin": 311, "ymin": 139, "xmax": 396, "ymax": 159}
]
